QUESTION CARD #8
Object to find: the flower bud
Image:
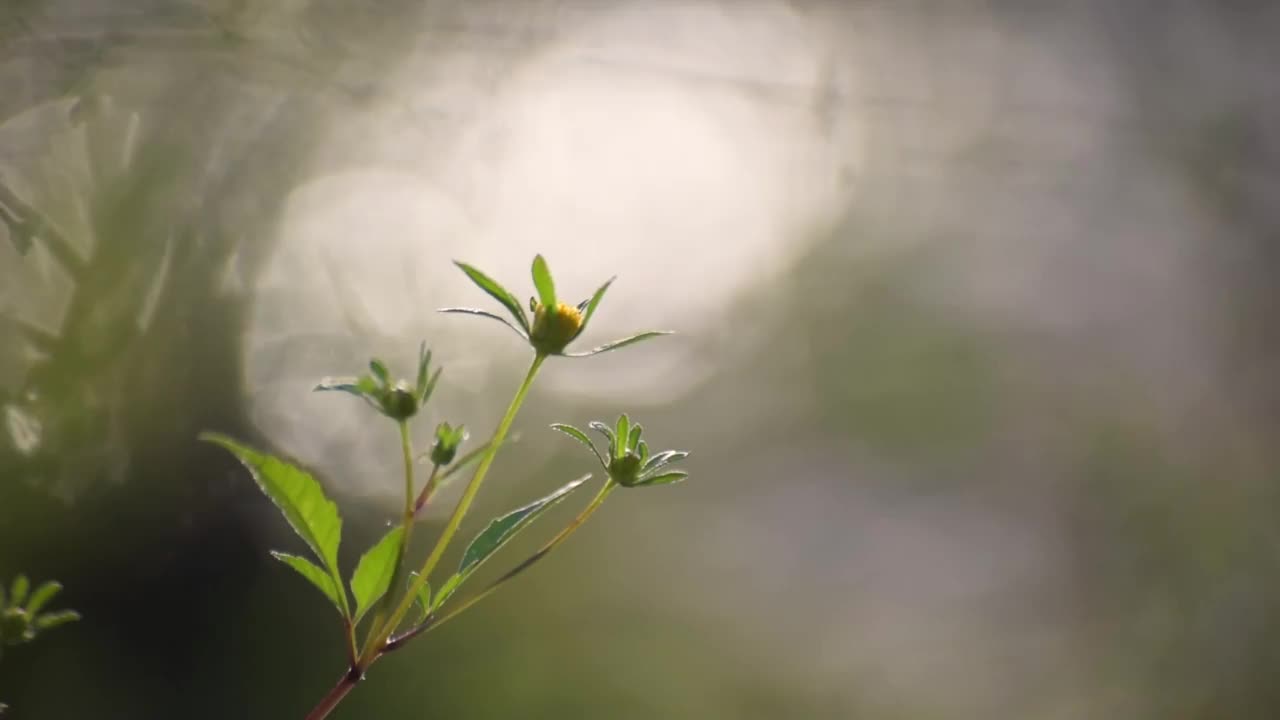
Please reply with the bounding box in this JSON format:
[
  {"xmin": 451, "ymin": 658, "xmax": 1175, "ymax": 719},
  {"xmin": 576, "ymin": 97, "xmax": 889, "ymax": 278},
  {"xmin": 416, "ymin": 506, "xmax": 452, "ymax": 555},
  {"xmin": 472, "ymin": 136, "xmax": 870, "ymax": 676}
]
[
  {"xmin": 608, "ymin": 452, "xmax": 644, "ymax": 487},
  {"xmin": 1, "ymin": 606, "xmax": 30, "ymax": 645},
  {"xmin": 430, "ymin": 422, "xmax": 467, "ymax": 466},
  {"xmin": 380, "ymin": 381, "xmax": 419, "ymax": 421},
  {"xmin": 529, "ymin": 302, "xmax": 584, "ymax": 356}
]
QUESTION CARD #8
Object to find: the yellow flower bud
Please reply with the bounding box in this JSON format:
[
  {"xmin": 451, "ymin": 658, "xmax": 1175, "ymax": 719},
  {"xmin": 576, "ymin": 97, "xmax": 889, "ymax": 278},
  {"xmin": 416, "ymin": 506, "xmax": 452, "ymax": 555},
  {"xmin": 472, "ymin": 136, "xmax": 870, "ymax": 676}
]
[{"xmin": 529, "ymin": 302, "xmax": 584, "ymax": 356}]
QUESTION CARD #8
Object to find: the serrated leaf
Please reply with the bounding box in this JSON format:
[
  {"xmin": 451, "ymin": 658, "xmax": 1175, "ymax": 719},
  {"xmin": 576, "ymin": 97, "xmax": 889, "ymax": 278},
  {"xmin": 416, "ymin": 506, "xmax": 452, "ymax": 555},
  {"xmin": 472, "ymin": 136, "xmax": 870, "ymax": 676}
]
[
  {"xmin": 271, "ymin": 552, "xmax": 348, "ymax": 617},
  {"xmin": 24, "ymin": 581, "xmax": 61, "ymax": 615},
  {"xmin": 410, "ymin": 573, "xmax": 432, "ymax": 624},
  {"xmin": 637, "ymin": 470, "xmax": 688, "ymax": 486},
  {"xmin": 455, "ymin": 476, "xmax": 589, "ymax": 584},
  {"xmin": 454, "ymin": 261, "xmax": 530, "ymax": 333},
  {"xmin": 9, "ymin": 576, "xmax": 28, "ymax": 607},
  {"xmin": 33, "ymin": 610, "xmax": 79, "ymax": 630},
  {"xmin": 531, "ymin": 254, "xmax": 557, "ymax": 308},
  {"xmin": 564, "ymin": 331, "xmax": 672, "ymax": 357},
  {"xmin": 438, "ymin": 307, "xmax": 529, "ymax": 339},
  {"xmin": 642, "ymin": 450, "xmax": 688, "ymax": 474},
  {"xmin": 550, "ymin": 424, "xmax": 605, "ymax": 467},
  {"xmin": 350, "ymin": 526, "xmax": 404, "ymax": 624},
  {"xmin": 199, "ymin": 434, "xmax": 344, "ymax": 582}
]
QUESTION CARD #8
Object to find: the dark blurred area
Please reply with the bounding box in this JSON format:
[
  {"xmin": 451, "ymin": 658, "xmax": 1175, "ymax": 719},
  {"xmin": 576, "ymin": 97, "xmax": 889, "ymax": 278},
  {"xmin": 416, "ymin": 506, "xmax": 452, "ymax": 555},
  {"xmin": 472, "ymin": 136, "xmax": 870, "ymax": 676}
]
[{"xmin": 2, "ymin": 1, "xmax": 1279, "ymax": 718}]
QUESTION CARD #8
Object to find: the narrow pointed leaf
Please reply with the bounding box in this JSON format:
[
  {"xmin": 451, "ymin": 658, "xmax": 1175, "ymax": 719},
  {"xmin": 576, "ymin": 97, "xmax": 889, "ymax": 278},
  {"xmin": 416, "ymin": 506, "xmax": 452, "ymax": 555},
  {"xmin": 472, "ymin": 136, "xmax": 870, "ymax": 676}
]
[
  {"xmin": 438, "ymin": 307, "xmax": 528, "ymax": 339},
  {"xmin": 10, "ymin": 575, "xmax": 29, "ymax": 607},
  {"xmin": 614, "ymin": 415, "xmax": 630, "ymax": 459},
  {"xmin": 455, "ymin": 475, "xmax": 590, "ymax": 582},
  {"xmin": 588, "ymin": 421, "xmax": 616, "ymax": 457},
  {"xmin": 531, "ymin": 255, "xmax": 557, "ymax": 308},
  {"xmin": 642, "ymin": 450, "xmax": 689, "ymax": 474},
  {"xmin": 564, "ymin": 331, "xmax": 673, "ymax": 357},
  {"xmin": 637, "ymin": 440, "xmax": 650, "ymax": 465},
  {"xmin": 415, "ymin": 343, "xmax": 432, "ymax": 400},
  {"xmin": 350, "ymin": 526, "xmax": 405, "ymax": 624},
  {"xmin": 199, "ymin": 434, "xmax": 344, "ymax": 581},
  {"xmin": 550, "ymin": 424, "xmax": 605, "ymax": 468},
  {"xmin": 577, "ymin": 277, "xmax": 615, "ymax": 332},
  {"xmin": 628, "ymin": 424, "xmax": 644, "ymax": 453},
  {"xmin": 453, "ymin": 261, "xmax": 530, "ymax": 333},
  {"xmin": 271, "ymin": 552, "xmax": 348, "ymax": 617},
  {"xmin": 637, "ymin": 470, "xmax": 689, "ymax": 486},
  {"xmin": 434, "ymin": 573, "xmax": 464, "ymax": 610},
  {"xmin": 314, "ymin": 375, "xmax": 380, "ymax": 397},
  {"xmin": 33, "ymin": 610, "xmax": 80, "ymax": 631},
  {"xmin": 419, "ymin": 367, "xmax": 442, "ymax": 407},
  {"xmin": 24, "ymin": 581, "xmax": 61, "ymax": 616},
  {"xmin": 369, "ymin": 359, "xmax": 390, "ymax": 385},
  {"xmin": 410, "ymin": 573, "xmax": 432, "ymax": 624}
]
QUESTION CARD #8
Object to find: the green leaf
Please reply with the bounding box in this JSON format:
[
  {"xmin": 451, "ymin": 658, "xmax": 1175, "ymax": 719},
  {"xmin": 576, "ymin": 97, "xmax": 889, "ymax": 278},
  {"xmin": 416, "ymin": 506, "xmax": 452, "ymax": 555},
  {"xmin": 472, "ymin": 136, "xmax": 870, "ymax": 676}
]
[
  {"xmin": 614, "ymin": 415, "xmax": 630, "ymax": 459},
  {"xmin": 24, "ymin": 581, "xmax": 61, "ymax": 616},
  {"xmin": 642, "ymin": 450, "xmax": 688, "ymax": 474},
  {"xmin": 455, "ymin": 475, "xmax": 590, "ymax": 583},
  {"xmin": 410, "ymin": 573, "xmax": 432, "ymax": 624},
  {"xmin": 9, "ymin": 576, "xmax": 28, "ymax": 607},
  {"xmin": 419, "ymin": 367, "xmax": 442, "ymax": 407},
  {"xmin": 199, "ymin": 434, "xmax": 344, "ymax": 583},
  {"xmin": 637, "ymin": 440, "xmax": 650, "ymax": 465},
  {"xmin": 550, "ymin": 424, "xmax": 605, "ymax": 468},
  {"xmin": 637, "ymin": 471, "xmax": 688, "ymax": 486},
  {"xmin": 575, "ymin": 277, "xmax": 615, "ymax": 336},
  {"xmin": 350, "ymin": 526, "xmax": 405, "ymax": 624},
  {"xmin": 564, "ymin": 331, "xmax": 672, "ymax": 357},
  {"xmin": 271, "ymin": 552, "xmax": 348, "ymax": 617},
  {"xmin": 369, "ymin": 358, "xmax": 390, "ymax": 385},
  {"xmin": 531, "ymin": 255, "xmax": 557, "ymax": 308},
  {"xmin": 453, "ymin": 261, "xmax": 530, "ymax": 333},
  {"xmin": 415, "ymin": 343, "xmax": 433, "ymax": 400},
  {"xmin": 314, "ymin": 375, "xmax": 380, "ymax": 398},
  {"xmin": 588, "ymin": 422, "xmax": 616, "ymax": 457},
  {"xmin": 32, "ymin": 610, "xmax": 79, "ymax": 631},
  {"xmin": 434, "ymin": 573, "xmax": 464, "ymax": 610},
  {"xmin": 438, "ymin": 307, "xmax": 529, "ymax": 339}
]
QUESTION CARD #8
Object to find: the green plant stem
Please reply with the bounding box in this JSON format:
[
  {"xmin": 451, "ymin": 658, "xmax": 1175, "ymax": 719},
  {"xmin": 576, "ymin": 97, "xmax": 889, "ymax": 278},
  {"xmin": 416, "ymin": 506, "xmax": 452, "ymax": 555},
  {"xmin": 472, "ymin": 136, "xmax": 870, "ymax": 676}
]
[
  {"xmin": 359, "ymin": 421, "xmax": 419, "ymax": 657},
  {"xmin": 412, "ymin": 462, "xmax": 444, "ymax": 514},
  {"xmin": 387, "ymin": 479, "xmax": 615, "ymax": 650},
  {"xmin": 361, "ymin": 352, "xmax": 546, "ymax": 666}
]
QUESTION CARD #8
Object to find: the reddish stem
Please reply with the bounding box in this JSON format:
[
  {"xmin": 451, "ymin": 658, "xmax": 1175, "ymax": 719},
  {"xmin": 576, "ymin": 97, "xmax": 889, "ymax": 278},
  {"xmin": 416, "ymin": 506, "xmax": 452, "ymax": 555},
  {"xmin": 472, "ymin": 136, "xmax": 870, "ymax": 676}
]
[{"xmin": 303, "ymin": 667, "xmax": 363, "ymax": 720}]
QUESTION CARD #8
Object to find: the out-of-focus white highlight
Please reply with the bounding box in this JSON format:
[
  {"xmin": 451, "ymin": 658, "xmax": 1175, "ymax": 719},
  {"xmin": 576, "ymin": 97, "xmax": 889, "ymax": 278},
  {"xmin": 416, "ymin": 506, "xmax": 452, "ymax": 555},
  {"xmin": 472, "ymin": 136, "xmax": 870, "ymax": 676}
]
[{"xmin": 244, "ymin": 1, "xmax": 856, "ymax": 494}]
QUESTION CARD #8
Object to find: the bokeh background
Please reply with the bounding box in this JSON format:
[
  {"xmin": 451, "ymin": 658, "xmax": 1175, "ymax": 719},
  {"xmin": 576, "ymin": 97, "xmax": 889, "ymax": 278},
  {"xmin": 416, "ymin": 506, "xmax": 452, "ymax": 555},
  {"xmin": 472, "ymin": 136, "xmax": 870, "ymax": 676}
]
[{"xmin": 3, "ymin": 1, "xmax": 1279, "ymax": 718}]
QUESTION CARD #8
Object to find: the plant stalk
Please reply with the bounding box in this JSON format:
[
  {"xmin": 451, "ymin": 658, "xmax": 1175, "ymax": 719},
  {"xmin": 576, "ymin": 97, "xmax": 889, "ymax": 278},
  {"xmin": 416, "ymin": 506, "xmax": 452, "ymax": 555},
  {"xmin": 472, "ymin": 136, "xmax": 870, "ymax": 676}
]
[
  {"xmin": 361, "ymin": 353, "xmax": 546, "ymax": 665},
  {"xmin": 385, "ymin": 479, "xmax": 615, "ymax": 650},
  {"xmin": 360, "ymin": 421, "xmax": 419, "ymax": 658},
  {"xmin": 303, "ymin": 668, "xmax": 361, "ymax": 720}
]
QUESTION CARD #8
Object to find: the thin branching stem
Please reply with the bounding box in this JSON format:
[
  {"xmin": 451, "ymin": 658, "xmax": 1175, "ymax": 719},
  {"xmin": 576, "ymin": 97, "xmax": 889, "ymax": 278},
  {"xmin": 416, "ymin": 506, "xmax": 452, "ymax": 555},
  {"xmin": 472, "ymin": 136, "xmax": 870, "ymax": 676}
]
[
  {"xmin": 361, "ymin": 353, "xmax": 546, "ymax": 666},
  {"xmin": 385, "ymin": 479, "xmax": 616, "ymax": 651}
]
